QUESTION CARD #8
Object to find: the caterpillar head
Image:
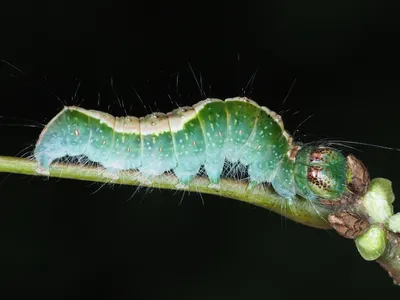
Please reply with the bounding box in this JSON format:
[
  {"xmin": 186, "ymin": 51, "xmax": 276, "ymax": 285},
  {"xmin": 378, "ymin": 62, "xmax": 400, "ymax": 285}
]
[{"xmin": 294, "ymin": 146, "xmax": 369, "ymax": 202}]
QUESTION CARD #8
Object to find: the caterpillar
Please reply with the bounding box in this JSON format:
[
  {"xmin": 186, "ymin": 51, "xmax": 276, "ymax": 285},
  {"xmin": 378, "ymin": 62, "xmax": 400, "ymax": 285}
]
[{"xmin": 34, "ymin": 97, "xmax": 368, "ymax": 203}]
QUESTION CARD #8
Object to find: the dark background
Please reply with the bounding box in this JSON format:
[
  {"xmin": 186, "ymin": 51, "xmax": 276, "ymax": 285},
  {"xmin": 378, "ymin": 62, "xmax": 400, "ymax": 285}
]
[{"xmin": 1, "ymin": 0, "xmax": 400, "ymax": 298}]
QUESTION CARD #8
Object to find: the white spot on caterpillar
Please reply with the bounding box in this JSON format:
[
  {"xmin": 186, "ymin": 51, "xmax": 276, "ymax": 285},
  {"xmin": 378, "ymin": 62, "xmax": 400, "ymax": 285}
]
[
  {"xmin": 102, "ymin": 140, "xmax": 106, "ymax": 145},
  {"xmin": 74, "ymin": 129, "xmax": 80, "ymax": 136}
]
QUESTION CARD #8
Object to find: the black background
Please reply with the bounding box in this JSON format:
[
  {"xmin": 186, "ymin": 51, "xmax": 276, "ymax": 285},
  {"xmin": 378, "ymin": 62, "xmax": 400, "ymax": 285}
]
[{"xmin": 1, "ymin": 0, "xmax": 400, "ymax": 298}]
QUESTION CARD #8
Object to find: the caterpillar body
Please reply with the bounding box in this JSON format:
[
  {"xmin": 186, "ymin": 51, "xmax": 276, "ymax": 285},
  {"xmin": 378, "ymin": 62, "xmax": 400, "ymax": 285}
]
[{"xmin": 34, "ymin": 97, "xmax": 365, "ymax": 203}]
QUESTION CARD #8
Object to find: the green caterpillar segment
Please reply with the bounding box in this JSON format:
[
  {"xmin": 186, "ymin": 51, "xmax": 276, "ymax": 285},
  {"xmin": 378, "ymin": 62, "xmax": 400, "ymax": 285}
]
[
  {"xmin": 139, "ymin": 112, "xmax": 176, "ymax": 177},
  {"xmin": 34, "ymin": 97, "xmax": 359, "ymax": 203},
  {"xmin": 193, "ymin": 99, "xmax": 227, "ymax": 184},
  {"xmin": 223, "ymin": 98, "xmax": 261, "ymax": 162},
  {"xmin": 86, "ymin": 110, "xmax": 116, "ymax": 168},
  {"xmin": 167, "ymin": 106, "xmax": 207, "ymax": 184},
  {"xmin": 112, "ymin": 116, "xmax": 142, "ymax": 171},
  {"xmin": 271, "ymin": 154, "xmax": 297, "ymax": 200}
]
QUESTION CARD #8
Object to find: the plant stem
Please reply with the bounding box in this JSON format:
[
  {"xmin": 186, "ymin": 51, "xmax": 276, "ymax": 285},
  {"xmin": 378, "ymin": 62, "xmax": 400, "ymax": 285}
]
[
  {"xmin": 1, "ymin": 155, "xmax": 400, "ymax": 284},
  {"xmin": 0, "ymin": 155, "xmax": 332, "ymax": 228}
]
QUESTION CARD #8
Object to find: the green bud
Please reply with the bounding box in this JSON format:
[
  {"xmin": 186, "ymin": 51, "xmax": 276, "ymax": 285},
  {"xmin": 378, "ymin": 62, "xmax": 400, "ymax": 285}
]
[
  {"xmin": 388, "ymin": 213, "xmax": 400, "ymax": 233},
  {"xmin": 355, "ymin": 225, "xmax": 386, "ymax": 261},
  {"xmin": 362, "ymin": 178, "xmax": 394, "ymax": 223}
]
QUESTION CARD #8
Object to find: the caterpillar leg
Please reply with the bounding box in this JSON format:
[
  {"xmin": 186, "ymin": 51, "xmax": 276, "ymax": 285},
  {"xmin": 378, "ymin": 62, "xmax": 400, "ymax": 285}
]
[
  {"xmin": 271, "ymin": 178, "xmax": 296, "ymax": 200},
  {"xmin": 102, "ymin": 167, "xmax": 121, "ymax": 180},
  {"xmin": 35, "ymin": 162, "xmax": 51, "ymax": 176},
  {"xmin": 247, "ymin": 162, "xmax": 274, "ymax": 187},
  {"xmin": 204, "ymin": 160, "xmax": 224, "ymax": 189},
  {"xmin": 173, "ymin": 166, "xmax": 198, "ymax": 187},
  {"xmin": 34, "ymin": 155, "xmax": 52, "ymax": 175},
  {"xmin": 271, "ymin": 158, "xmax": 296, "ymax": 200},
  {"xmin": 137, "ymin": 165, "xmax": 172, "ymax": 187},
  {"xmin": 137, "ymin": 175, "xmax": 156, "ymax": 186},
  {"xmin": 34, "ymin": 150, "xmax": 67, "ymax": 175},
  {"xmin": 246, "ymin": 160, "xmax": 277, "ymax": 192}
]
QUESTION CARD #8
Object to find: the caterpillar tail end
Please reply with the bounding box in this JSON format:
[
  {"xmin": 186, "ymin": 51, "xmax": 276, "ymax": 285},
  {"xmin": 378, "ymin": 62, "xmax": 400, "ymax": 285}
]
[{"xmin": 34, "ymin": 154, "xmax": 52, "ymax": 176}]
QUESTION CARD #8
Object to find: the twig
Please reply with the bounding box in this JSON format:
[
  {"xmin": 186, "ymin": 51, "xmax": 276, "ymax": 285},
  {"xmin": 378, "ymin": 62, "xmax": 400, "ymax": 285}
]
[
  {"xmin": 0, "ymin": 155, "xmax": 332, "ymax": 228},
  {"xmin": 0, "ymin": 155, "xmax": 399, "ymax": 284}
]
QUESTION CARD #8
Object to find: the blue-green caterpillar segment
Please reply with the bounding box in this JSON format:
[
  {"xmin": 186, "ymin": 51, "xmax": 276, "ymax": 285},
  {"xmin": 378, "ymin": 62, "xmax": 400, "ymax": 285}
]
[{"xmin": 34, "ymin": 97, "xmax": 357, "ymax": 202}]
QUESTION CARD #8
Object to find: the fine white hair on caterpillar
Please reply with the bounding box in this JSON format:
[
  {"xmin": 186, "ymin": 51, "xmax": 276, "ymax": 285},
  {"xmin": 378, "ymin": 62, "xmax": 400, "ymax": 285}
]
[{"xmin": 34, "ymin": 96, "xmax": 367, "ymax": 207}]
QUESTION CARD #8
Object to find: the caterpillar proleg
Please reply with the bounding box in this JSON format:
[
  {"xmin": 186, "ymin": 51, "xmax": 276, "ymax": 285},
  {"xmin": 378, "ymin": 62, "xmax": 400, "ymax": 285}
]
[{"xmin": 34, "ymin": 97, "xmax": 368, "ymax": 203}]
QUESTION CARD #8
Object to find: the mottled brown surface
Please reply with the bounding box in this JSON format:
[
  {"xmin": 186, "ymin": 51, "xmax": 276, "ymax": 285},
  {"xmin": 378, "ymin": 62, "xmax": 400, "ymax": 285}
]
[
  {"xmin": 346, "ymin": 154, "xmax": 370, "ymax": 197},
  {"xmin": 320, "ymin": 154, "xmax": 370, "ymax": 207},
  {"xmin": 308, "ymin": 166, "xmax": 331, "ymax": 190},
  {"xmin": 289, "ymin": 145, "xmax": 300, "ymax": 160},
  {"xmin": 309, "ymin": 148, "xmax": 332, "ymax": 162},
  {"xmin": 328, "ymin": 211, "xmax": 369, "ymax": 239}
]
